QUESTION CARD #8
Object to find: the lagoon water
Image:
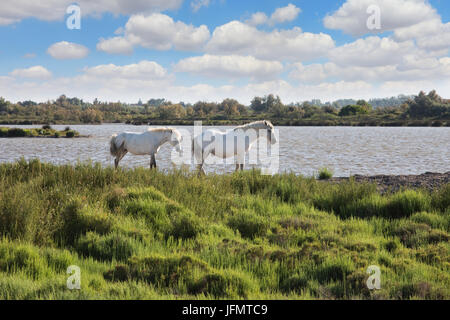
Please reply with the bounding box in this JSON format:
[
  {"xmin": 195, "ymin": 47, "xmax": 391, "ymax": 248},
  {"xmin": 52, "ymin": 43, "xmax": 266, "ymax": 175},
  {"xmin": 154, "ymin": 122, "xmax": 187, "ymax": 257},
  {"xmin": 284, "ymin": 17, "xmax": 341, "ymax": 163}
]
[{"xmin": 0, "ymin": 124, "xmax": 449, "ymax": 177}]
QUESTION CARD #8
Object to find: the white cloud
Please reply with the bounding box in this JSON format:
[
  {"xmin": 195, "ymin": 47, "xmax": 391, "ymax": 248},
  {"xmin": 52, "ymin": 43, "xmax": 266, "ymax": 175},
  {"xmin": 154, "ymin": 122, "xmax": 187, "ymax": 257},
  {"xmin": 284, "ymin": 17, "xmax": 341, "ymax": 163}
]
[
  {"xmin": 83, "ymin": 60, "xmax": 169, "ymax": 80},
  {"xmin": 0, "ymin": 0, "xmax": 184, "ymax": 25},
  {"xmin": 323, "ymin": 0, "xmax": 438, "ymax": 36},
  {"xmin": 174, "ymin": 54, "xmax": 283, "ymax": 80},
  {"xmin": 9, "ymin": 66, "xmax": 52, "ymax": 79},
  {"xmin": 206, "ymin": 21, "xmax": 334, "ymax": 61},
  {"xmin": 97, "ymin": 37, "xmax": 133, "ymax": 55},
  {"xmin": 97, "ymin": 13, "xmax": 210, "ymax": 54},
  {"xmin": 47, "ymin": 41, "xmax": 89, "ymax": 59},
  {"xmin": 270, "ymin": 4, "xmax": 301, "ymax": 25},
  {"xmin": 246, "ymin": 12, "xmax": 269, "ymax": 27},
  {"xmin": 246, "ymin": 3, "xmax": 301, "ymax": 26},
  {"xmin": 400, "ymin": 21, "xmax": 450, "ymax": 53},
  {"xmin": 191, "ymin": 0, "xmax": 210, "ymax": 12},
  {"xmin": 290, "ymin": 55, "xmax": 450, "ymax": 84},
  {"xmin": 329, "ymin": 36, "xmax": 415, "ymax": 67}
]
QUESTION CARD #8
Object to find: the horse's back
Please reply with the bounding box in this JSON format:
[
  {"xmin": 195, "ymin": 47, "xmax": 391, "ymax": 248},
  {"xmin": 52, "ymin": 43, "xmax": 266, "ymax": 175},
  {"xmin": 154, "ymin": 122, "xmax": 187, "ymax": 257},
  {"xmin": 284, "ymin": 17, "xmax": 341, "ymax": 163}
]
[{"xmin": 119, "ymin": 131, "xmax": 157, "ymax": 155}]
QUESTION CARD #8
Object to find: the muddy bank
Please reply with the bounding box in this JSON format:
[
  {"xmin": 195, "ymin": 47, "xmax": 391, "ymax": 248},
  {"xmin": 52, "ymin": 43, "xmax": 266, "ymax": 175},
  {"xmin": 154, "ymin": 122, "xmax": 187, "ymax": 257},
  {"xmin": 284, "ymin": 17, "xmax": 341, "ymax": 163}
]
[{"xmin": 331, "ymin": 172, "xmax": 450, "ymax": 193}]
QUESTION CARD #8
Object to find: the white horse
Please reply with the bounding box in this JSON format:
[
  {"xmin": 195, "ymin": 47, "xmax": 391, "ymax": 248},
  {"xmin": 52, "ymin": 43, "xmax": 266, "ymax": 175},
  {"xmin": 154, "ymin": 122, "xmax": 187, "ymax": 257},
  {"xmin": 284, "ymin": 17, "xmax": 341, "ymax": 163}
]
[
  {"xmin": 110, "ymin": 128, "xmax": 183, "ymax": 169},
  {"xmin": 192, "ymin": 120, "xmax": 276, "ymax": 173}
]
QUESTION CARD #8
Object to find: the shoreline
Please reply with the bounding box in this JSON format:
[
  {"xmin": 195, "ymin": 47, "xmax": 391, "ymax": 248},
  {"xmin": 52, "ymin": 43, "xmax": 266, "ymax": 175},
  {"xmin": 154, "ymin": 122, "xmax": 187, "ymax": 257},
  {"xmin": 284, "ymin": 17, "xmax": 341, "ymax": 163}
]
[
  {"xmin": 1, "ymin": 120, "xmax": 449, "ymax": 127},
  {"xmin": 331, "ymin": 171, "xmax": 450, "ymax": 193}
]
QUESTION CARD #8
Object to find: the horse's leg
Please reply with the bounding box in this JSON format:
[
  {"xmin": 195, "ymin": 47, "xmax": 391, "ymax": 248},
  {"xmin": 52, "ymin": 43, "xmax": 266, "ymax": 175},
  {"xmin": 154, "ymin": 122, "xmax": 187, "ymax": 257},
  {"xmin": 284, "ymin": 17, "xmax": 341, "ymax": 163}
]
[
  {"xmin": 240, "ymin": 164, "xmax": 244, "ymax": 171},
  {"xmin": 150, "ymin": 154, "xmax": 156, "ymax": 169},
  {"xmin": 115, "ymin": 150, "xmax": 127, "ymax": 169},
  {"xmin": 235, "ymin": 164, "xmax": 240, "ymax": 172}
]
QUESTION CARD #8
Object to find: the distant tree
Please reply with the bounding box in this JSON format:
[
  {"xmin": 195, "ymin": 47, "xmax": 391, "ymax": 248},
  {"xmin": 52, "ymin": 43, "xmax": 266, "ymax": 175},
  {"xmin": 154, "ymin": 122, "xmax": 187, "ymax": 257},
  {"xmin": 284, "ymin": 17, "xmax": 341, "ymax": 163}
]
[
  {"xmin": 356, "ymin": 99, "xmax": 373, "ymax": 112},
  {"xmin": 0, "ymin": 97, "xmax": 9, "ymax": 113},
  {"xmin": 339, "ymin": 105, "xmax": 369, "ymax": 117},
  {"xmin": 147, "ymin": 98, "xmax": 166, "ymax": 107},
  {"xmin": 193, "ymin": 101, "xmax": 217, "ymax": 117},
  {"xmin": 158, "ymin": 104, "xmax": 187, "ymax": 119},
  {"xmin": 220, "ymin": 98, "xmax": 243, "ymax": 116},
  {"xmin": 19, "ymin": 100, "xmax": 37, "ymax": 107},
  {"xmin": 322, "ymin": 105, "xmax": 338, "ymax": 115},
  {"xmin": 250, "ymin": 96, "xmax": 265, "ymax": 112},
  {"xmin": 407, "ymin": 90, "xmax": 449, "ymax": 118}
]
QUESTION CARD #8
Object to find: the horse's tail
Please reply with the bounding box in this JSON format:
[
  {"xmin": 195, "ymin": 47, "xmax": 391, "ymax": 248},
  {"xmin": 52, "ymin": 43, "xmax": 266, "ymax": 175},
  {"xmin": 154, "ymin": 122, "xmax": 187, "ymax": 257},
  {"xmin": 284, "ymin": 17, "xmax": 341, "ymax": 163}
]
[{"xmin": 110, "ymin": 134, "xmax": 125, "ymax": 157}]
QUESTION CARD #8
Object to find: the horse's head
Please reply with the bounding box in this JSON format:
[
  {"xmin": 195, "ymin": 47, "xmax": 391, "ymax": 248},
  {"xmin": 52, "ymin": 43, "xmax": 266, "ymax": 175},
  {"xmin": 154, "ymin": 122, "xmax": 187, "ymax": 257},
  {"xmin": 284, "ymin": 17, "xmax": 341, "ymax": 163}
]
[
  {"xmin": 169, "ymin": 129, "xmax": 183, "ymax": 155},
  {"xmin": 263, "ymin": 120, "xmax": 277, "ymax": 145}
]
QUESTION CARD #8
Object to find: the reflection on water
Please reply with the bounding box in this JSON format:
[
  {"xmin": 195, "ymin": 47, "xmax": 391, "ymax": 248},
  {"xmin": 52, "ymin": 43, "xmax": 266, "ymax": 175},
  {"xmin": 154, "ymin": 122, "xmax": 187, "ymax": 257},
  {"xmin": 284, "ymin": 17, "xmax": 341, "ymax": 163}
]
[{"xmin": 0, "ymin": 124, "xmax": 449, "ymax": 177}]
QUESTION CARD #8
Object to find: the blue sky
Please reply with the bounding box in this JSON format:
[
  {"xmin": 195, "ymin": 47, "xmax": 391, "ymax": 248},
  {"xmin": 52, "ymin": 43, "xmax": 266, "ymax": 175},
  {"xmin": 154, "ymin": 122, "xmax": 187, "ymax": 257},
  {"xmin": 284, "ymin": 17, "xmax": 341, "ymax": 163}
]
[{"xmin": 0, "ymin": 0, "xmax": 449, "ymax": 104}]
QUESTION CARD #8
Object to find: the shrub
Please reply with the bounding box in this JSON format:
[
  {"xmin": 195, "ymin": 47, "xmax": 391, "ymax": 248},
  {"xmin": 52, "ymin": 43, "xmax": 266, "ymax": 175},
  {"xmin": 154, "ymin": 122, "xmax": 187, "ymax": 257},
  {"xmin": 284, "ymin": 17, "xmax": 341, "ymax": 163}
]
[
  {"xmin": 42, "ymin": 124, "xmax": 52, "ymax": 130},
  {"xmin": 168, "ymin": 210, "xmax": 203, "ymax": 240},
  {"xmin": 0, "ymin": 243, "xmax": 50, "ymax": 279},
  {"xmin": 385, "ymin": 190, "xmax": 430, "ymax": 218},
  {"xmin": 280, "ymin": 275, "xmax": 308, "ymax": 294},
  {"xmin": 390, "ymin": 221, "xmax": 449, "ymax": 248},
  {"xmin": 106, "ymin": 188, "xmax": 128, "ymax": 211},
  {"xmin": 312, "ymin": 257, "xmax": 355, "ymax": 284},
  {"xmin": 188, "ymin": 271, "xmax": 255, "ymax": 298},
  {"xmin": 57, "ymin": 198, "xmax": 113, "ymax": 245},
  {"xmin": 227, "ymin": 210, "xmax": 268, "ymax": 239},
  {"xmin": 7, "ymin": 128, "xmax": 27, "ymax": 137},
  {"xmin": 410, "ymin": 212, "xmax": 449, "ymax": 230},
  {"xmin": 312, "ymin": 181, "xmax": 376, "ymax": 216},
  {"xmin": 75, "ymin": 232, "xmax": 137, "ymax": 261},
  {"xmin": 317, "ymin": 168, "xmax": 333, "ymax": 180},
  {"xmin": 65, "ymin": 130, "xmax": 75, "ymax": 138},
  {"xmin": 104, "ymin": 255, "xmax": 209, "ymax": 287}
]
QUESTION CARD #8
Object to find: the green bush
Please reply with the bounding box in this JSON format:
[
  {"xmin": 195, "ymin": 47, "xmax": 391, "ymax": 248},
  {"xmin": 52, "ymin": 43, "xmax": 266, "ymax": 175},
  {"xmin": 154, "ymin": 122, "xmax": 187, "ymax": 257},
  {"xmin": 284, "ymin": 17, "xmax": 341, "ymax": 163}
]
[
  {"xmin": 317, "ymin": 168, "xmax": 333, "ymax": 180},
  {"xmin": 0, "ymin": 243, "xmax": 50, "ymax": 279},
  {"xmin": 188, "ymin": 271, "xmax": 255, "ymax": 299},
  {"xmin": 75, "ymin": 232, "xmax": 137, "ymax": 261},
  {"xmin": 312, "ymin": 257, "xmax": 355, "ymax": 284},
  {"xmin": 168, "ymin": 210, "xmax": 203, "ymax": 239},
  {"xmin": 7, "ymin": 128, "xmax": 27, "ymax": 137},
  {"xmin": 57, "ymin": 199, "xmax": 113, "ymax": 245},
  {"xmin": 104, "ymin": 255, "xmax": 209, "ymax": 287},
  {"xmin": 227, "ymin": 210, "xmax": 269, "ymax": 239}
]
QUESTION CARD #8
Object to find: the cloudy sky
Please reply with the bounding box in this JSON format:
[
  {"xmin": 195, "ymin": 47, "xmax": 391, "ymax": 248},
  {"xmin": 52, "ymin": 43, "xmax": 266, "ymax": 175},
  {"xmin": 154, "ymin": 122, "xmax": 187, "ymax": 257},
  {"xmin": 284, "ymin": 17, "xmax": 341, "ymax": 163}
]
[{"xmin": 0, "ymin": 0, "xmax": 449, "ymax": 104}]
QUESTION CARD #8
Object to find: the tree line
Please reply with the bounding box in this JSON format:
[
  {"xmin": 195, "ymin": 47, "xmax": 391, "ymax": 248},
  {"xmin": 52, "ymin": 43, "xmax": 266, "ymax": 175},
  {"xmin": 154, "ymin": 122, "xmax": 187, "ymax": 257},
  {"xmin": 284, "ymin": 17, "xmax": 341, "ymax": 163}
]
[{"xmin": 0, "ymin": 91, "xmax": 448, "ymax": 125}]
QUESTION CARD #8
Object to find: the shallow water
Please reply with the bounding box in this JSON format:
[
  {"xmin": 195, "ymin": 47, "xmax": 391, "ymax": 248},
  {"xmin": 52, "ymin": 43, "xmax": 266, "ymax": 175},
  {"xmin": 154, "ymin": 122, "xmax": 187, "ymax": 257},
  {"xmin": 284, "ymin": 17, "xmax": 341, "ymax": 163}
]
[{"xmin": 0, "ymin": 124, "xmax": 449, "ymax": 177}]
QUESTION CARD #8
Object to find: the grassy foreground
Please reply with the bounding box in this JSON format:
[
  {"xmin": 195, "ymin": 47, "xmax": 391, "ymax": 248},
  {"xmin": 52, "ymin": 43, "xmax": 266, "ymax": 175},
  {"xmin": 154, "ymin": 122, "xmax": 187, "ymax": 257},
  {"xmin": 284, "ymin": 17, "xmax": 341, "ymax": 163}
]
[{"xmin": 0, "ymin": 160, "xmax": 448, "ymax": 300}]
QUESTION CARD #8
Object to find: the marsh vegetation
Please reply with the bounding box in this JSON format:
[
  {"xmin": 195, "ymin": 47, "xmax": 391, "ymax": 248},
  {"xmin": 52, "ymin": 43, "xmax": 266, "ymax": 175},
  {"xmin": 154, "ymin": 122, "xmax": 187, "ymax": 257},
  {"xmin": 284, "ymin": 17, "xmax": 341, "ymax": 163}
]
[{"xmin": 0, "ymin": 160, "xmax": 448, "ymax": 299}]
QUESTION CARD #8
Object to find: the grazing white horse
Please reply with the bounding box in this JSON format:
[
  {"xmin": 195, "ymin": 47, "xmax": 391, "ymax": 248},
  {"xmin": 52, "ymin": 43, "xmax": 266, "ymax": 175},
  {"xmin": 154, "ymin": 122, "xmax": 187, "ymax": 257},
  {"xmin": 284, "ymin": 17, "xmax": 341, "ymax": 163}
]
[
  {"xmin": 192, "ymin": 120, "xmax": 276, "ymax": 173},
  {"xmin": 110, "ymin": 128, "xmax": 183, "ymax": 169}
]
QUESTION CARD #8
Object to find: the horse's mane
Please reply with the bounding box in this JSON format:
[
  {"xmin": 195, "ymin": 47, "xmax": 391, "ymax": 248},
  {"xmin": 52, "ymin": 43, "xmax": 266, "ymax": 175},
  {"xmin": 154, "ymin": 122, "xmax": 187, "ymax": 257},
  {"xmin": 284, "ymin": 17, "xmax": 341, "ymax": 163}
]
[{"xmin": 234, "ymin": 120, "xmax": 273, "ymax": 131}]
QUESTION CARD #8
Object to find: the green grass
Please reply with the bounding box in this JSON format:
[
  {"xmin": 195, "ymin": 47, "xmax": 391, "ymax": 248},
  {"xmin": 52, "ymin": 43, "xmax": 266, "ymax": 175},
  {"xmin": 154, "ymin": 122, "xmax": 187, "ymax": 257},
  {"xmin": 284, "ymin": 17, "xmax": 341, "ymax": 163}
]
[{"xmin": 0, "ymin": 159, "xmax": 448, "ymax": 300}]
